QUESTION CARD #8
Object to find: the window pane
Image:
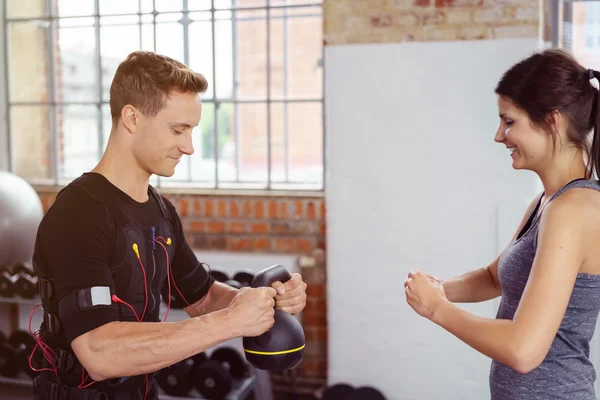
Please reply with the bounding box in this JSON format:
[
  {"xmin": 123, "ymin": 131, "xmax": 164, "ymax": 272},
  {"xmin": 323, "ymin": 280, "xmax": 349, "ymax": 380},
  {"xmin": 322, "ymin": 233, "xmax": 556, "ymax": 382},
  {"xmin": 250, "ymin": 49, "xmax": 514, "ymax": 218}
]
[
  {"xmin": 100, "ymin": 21, "xmax": 142, "ymax": 101},
  {"xmin": 155, "ymin": 22, "xmax": 184, "ymax": 62},
  {"xmin": 189, "ymin": 102, "xmax": 216, "ymax": 182},
  {"xmin": 102, "ymin": 104, "xmax": 112, "ymax": 151},
  {"xmin": 58, "ymin": 105, "xmax": 100, "ymax": 179},
  {"xmin": 235, "ymin": 9, "xmax": 267, "ymax": 100},
  {"xmin": 288, "ymin": 9, "xmax": 322, "ymax": 99},
  {"xmin": 562, "ymin": 2, "xmax": 600, "ymax": 69},
  {"xmin": 270, "ymin": 0, "xmax": 322, "ymax": 5},
  {"xmin": 58, "ymin": 24, "xmax": 99, "ymax": 102},
  {"xmin": 189, "ymin": 19, "xmax": 214, "ymax": 99},
  {"xmin": 188, "ymin": 0, "xmax": 211, "ymax": 11},
  {"xmin": 8, "ymin": 21, "xmax": 51, "ymax": 103},
  {"xmin": 10, "ymin": 106, "xmax": 52, "ymax": 181},
  {"xmin": 100, "ymin": 0, "xmax": 139, "ymax": 15},
  {"xmin": 155, "ymin": 0, "xmax": 184, "ymax": 12},
  {"xmin": 287, "ymin": 102, "xmax": 322, "ymax": 183},
  {"xmin": 237, "ymin": 103, "xmax": 268, "ymax": 182},
  {"xmin": 7, "ymin": 0, "xmax": 47, "ymax": 19},
  {"xmin": 215, "ymin": 14, "xmax": 234, "ymax": 99},
  {"xmin": 57, "ymin": 0, "xmax": 95, "ymax": 17}
]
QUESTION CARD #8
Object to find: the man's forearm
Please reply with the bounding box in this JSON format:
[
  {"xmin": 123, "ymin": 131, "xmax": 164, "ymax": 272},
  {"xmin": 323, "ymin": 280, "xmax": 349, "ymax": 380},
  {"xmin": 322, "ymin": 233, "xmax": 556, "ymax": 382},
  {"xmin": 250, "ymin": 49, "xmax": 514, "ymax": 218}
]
[
  {"xmin": 184, "ymin": 282, "xmax": 238, "ymax": 318},
  {"xmin": 443, "ymin": 267, "xmax": 501, "ymax": 303},
  {"xmin": 77, "ymin": 309, "xmax": 237, "ymax": 381}
]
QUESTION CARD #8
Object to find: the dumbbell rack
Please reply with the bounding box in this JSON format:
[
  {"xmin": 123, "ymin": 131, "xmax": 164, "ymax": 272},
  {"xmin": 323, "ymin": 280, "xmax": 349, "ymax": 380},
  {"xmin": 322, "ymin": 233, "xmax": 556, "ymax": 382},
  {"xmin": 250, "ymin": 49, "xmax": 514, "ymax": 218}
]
[{"xmin": 0, "ymin": 295, "xmax": 257, "ymax": 400}]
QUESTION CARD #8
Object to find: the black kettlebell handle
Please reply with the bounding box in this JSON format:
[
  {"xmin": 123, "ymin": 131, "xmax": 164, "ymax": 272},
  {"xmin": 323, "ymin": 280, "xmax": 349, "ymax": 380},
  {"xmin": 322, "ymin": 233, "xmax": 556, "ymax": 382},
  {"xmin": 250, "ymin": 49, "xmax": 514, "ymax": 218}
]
[{"xmin": 251, "ymin": 264, "xmax": 291, "ymax": 288}]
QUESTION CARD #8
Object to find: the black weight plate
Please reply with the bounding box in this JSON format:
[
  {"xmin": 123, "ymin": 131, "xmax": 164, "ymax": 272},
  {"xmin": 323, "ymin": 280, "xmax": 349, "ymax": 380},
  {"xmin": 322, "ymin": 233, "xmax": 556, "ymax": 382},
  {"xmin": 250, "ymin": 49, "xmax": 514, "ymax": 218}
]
[
  {"xmin": 210, "ymin": 347, "xmax": 246, "ymax": 379},
  {"xmin": 156, "ymin": 360, "xmax": 193, "ymax": 397},
  {"xmin": 224, "ymin": 279, "xmax": 242, "ymax": 289},
  {"xmin": 192, "ymin": 360, "xmax": 232, "ymax": 400},
  {"xmin": 322, "ymin": 383, "xmax": 355, "ymax": 400},
  {"xmin": 14, "ymin": 275, "xmax": 37, "ymax": 299},
  {"xmin": 0, "ymin": 271, "xmax": 15, "ymax": 298},
  {"xmin": 17, "ymin": 345, "xmax": 46, "ymax": 379},
  {"xmin": 9, "ymin": 330, "xmax": 36, "ymax": 352},
  {"xmin": 345, "ymin": 386, "xmax": 386, "ymax": 400},
  {"xmin": 210, "ymin": 269, "xmax": 230, "ymax": 283},
  {"xmin": 232, "ymin": 271, "xmax": 255, "ymax": 287},
  {"xmin": 0, "ymin": 343, "xmax": 18, "ymax": 377},
  {"xmin": 12, "ymin": 262, "xmax": 33, "ymax": 276},
  {"xmin": 190, "ymin": 351, "xmax": 208, "ymax": 367}
]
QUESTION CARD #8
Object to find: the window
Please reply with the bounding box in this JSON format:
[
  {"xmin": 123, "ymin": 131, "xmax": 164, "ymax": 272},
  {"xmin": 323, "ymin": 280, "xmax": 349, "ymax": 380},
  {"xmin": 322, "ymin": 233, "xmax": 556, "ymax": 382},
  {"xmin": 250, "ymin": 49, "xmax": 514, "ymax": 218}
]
[
  {"xmin": 557, "ymin": 1, "xmax": 600, "ymax": 60},
  {"xmin": 4, "ymin": 0, "xmax": 324, "ymax": 191}
]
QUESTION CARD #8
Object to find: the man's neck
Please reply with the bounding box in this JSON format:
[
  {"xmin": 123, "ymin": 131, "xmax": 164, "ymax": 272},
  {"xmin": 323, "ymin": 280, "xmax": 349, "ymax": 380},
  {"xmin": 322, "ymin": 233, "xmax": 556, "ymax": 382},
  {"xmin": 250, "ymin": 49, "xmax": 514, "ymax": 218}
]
[{"xmin": 92, "ymin": 139, "xmax": 151, "ymax": 203}]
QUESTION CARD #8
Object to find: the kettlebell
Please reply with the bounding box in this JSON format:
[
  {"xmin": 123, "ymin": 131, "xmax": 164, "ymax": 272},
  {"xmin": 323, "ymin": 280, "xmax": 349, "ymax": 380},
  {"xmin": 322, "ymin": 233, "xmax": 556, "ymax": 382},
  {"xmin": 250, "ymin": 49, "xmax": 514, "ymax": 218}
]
[{"xmin": 242, "ymin": 264, "xmax": 305, "ymax": 370}]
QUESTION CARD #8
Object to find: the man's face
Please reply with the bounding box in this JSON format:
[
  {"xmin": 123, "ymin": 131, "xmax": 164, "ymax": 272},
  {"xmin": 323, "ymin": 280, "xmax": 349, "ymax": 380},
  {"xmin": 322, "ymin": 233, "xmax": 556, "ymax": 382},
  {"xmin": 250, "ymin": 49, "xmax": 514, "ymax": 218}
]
[{"xmin": 133, "ymin": 91, "xmax": 202, "ymax": 177}]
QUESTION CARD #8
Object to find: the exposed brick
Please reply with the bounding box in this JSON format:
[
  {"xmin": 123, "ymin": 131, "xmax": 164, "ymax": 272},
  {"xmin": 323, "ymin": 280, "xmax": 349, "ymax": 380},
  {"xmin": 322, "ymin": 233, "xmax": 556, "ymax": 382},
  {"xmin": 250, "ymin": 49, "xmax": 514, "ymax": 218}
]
[
  {"xmin": 370, "ymin": 14, "xmax": 394, "ymax": 28},
  {"xmin": 301, "ymin": 267, "xmax": 326, "ymax": 283},
  {"xmin": 473, "ymin": 6, "xmax": 504, "ymax": 23},
  {"xmin": 298, "ymin": 238, "xmax": 314, "ymax": 253},
  {"xmin": 208, "ymin": 221, "xmax": 226, "ymax": 233},
  {"xmin": 303, "ymin": 312, "xmax": 327, "ymax": 327},
  {"xmin": 275, "ymin": 238, "xmax": 296, "ymax": 253},
  {"xmin": 307, "ymin": 202, "xmax": 317, "ymax": 220},
  {"xmin": 302, "ymin": 359, "xmax": 327, "ymax": 377},
  {"xmin": 306, "ymin": 283, "xmax": 325, "ymax": 298},
  {"xmin": 422, "ymin": 10, "xmax": 446, "ymax": 25},
  {"xmin": 229, "ymin": 222, "xmax": 246, "ymax": 233},
  {"xmin": 254, "ymin": 238, "xmax": 271, "ymax": 251},
  {"xmin": 189, "ymin": 221, "xmax": 206, "ymax": 232},
  {"xmin": 230, "ymin": 200, "xmax": 240, "ymax": 217},
  {"xmin": 319, "ymin": 223, "xmax": 326, "ymax": 235},
  {"xmin": 458, "ymin": 25, "xmax": 487, "ymax": 40},
  {"xmin": 319, "ymin": 201, "xmax": 326, "ymax": 220},
  {"xmin": 515, "ymin": 6, "xmax": 538, "ymax": 22},
  {"xmin": 436, "ymin": 0, "xmax": 483, "ymax": 6},
  {"xmin": 305, "ymin": 340, "xmax": 327, "ymax": 357},
  {"xmin": 228, "ymin": 238, "xmax": 253, "ymax": 251},
  {"xmin": 305, "ymin": 297, "xmax": 326, "ymax": 314},
  {"xmin": 208, "ymin": 236, "xmax": 227, "ymax": 250},
  {"xmin": 251, "ymin": 222, "xmax": 269, "ymax": 234},
  {"xmin": 422, "ymin": 25, "xmax": 457, "ymax": 41},
  {"xmin": 178, "ymin": 198, "xmax": 189, "ymax": 217},
  {"xmin": 269, "ymin": 200, "xmax": 278, "ymax": 218},
  {"xmin": 293, "ymin": 201, "xmax": 304, "ymax": 218},
  {"xmin": 491, "ymin": 24, "xmax": 538, "ymax": 39},
  {"xmin": 444, "ymin": 9, "xmax": 472, "ymax": 24},
  {"xmin": 254, "ymin": 201, "xmax": 265, "ymax": 218},
  {"xmin": 397, "ymin": 11, "xmax": 419, "ymax": 26},
  {"xmin": 414, "ymin": 0, "xmax": 430, "ymax": 6},
  {"xmin": 279, "ymin": 202, "xmax": 289, "ymax": 219},
  {"xmin": 242, "ymin": 201, "xmax": 252, "ymax": 218},
  {"xmin": 217, "ymin": 200, "xmax": 227, "ymax": 217},
  {"xmin": 205, "ymin": 200, "xmax": 214, "ymax": 217},
  {"xmin": 193, "ymin": 199, "xmax": 202, "ymax": 216},
  {"xmin": 271, "ymin": 222, "xmax": 291, "ymax": 234}
]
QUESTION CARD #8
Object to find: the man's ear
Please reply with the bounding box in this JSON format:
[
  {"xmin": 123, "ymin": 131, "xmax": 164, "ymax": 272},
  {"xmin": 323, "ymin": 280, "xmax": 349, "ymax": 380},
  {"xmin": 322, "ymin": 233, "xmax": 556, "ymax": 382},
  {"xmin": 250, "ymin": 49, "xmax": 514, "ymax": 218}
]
[{"xmin": 121, "ymin": 105, "xmax": 138, "ymax": 133}]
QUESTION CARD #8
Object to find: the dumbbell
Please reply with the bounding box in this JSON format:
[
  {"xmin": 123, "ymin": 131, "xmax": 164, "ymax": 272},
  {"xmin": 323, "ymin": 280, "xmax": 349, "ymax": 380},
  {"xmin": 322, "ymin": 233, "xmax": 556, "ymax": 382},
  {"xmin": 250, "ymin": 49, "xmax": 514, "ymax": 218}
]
[
  {"xmin": 10, "ymin": 263, "xmax": 38, "ymax": 299},
  {"xmin": 0, "ymin": 332, "xmax": 19, "ymax": 378},
  {"xmin": 192, "ymin": 347, "xmax": 246, "ymax": 400},
  {"xmin": 0, "ymin": 266, "xmax": 16, "ymax": 298},
  {"xmin": 10, "ymin": 330, "xmax": 44, "ymax": 380},
  {"xmin": 232, "ymin": 270, "xmax": 255, "ymax": 287},
  {"xmin": 156, "ymin": 352, "xmax": 207, "ymax": 397},
  {"xmin": 210, "ymin": 268, "xmax": 230, "ymax": 283},
  {"xmin": 321, "ymin": 383, "xmax": 386, "ymax": 400}
]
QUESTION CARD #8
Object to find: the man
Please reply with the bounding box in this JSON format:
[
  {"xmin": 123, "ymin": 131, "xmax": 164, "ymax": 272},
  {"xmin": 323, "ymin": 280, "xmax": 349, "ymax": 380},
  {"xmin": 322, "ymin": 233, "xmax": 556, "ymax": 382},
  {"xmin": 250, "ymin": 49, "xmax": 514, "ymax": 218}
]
[{"xmin": 31, "ymin": 51, "xmax": 308, "ymax": 400}]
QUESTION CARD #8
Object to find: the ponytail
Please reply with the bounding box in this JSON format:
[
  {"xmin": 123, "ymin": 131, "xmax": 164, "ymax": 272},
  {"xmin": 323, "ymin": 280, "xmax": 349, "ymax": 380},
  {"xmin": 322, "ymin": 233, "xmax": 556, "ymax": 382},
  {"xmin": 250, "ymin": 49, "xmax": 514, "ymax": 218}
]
[{"xmin": 590, "ymin": 69, "xmax": 600, "ymax": 180}]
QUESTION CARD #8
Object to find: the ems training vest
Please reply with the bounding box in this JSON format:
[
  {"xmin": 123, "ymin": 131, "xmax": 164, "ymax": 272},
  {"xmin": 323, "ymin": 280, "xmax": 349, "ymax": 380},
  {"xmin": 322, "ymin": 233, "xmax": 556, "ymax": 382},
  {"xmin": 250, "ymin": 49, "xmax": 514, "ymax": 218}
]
[{"xmin": 33, "ymin": 174, "xmax": 177, "ymax": 400}]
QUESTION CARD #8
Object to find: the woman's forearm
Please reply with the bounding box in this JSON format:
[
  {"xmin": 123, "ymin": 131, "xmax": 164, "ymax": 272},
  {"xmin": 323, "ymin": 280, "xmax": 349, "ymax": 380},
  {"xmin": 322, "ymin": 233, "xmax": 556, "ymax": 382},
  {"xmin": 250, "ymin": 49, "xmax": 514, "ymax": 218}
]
[
  {"xmin": 432, "ymin": 300, "xmax": 527, "ymax": 371},
  {"xmin": 443, "ymin": 267, "xmax": 501, "ymax": 303},
  {"xmin": 76, "ymin": 308, "xmax": 236, "ymax": 381}
]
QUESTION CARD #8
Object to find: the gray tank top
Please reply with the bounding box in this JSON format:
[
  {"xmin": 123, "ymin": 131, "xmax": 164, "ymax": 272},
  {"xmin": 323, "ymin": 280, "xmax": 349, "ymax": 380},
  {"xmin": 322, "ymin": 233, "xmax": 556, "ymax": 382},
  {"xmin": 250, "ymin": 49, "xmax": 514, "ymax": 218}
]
[{"xmin": 490, "ymin": 179, "xmax": 600, "ymax": 399}]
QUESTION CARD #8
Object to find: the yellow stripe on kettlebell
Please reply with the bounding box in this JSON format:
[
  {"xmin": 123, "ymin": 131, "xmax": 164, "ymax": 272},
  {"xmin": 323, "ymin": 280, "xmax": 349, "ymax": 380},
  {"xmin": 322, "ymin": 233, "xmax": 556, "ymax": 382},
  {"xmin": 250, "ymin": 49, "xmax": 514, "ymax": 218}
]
[{"xmin": 243, "ymin": 344, "xmax": 305, "ymax": 356}]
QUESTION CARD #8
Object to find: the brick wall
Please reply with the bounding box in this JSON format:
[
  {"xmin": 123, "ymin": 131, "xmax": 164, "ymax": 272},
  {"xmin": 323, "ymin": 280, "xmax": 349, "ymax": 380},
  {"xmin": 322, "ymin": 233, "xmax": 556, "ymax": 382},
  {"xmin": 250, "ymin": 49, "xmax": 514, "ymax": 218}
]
[
  {"xmin": 36, "ymin": 189, "xmax": 328, "ymax": 382},
  {"xmin": 324, "ymin": 0, "xmax": 548, "ymax": 45}
]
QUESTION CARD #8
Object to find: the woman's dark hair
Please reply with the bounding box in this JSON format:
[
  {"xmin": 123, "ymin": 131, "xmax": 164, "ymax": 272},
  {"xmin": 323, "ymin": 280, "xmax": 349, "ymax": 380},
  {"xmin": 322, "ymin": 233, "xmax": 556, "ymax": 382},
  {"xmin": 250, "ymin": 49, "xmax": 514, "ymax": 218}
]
[{"xmin": 495, "ymin": 49, "xmax": 600, "ymax": 179}]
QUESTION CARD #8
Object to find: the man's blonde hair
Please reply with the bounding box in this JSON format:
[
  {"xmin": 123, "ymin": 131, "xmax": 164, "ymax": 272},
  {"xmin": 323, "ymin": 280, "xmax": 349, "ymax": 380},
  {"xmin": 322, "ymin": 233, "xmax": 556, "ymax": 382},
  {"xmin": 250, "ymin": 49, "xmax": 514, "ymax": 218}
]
[{"xmin": 109, "ymin": 51, "xmax": 208, "ymax": 126}]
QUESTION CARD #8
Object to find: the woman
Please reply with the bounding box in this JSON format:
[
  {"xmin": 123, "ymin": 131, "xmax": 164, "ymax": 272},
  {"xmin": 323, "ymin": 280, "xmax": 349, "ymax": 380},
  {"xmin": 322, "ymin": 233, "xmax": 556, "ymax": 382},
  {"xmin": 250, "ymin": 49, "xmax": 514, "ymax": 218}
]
[{"xmin": 404, "ymin": 49, "xmax": 600, "ymax": 399}]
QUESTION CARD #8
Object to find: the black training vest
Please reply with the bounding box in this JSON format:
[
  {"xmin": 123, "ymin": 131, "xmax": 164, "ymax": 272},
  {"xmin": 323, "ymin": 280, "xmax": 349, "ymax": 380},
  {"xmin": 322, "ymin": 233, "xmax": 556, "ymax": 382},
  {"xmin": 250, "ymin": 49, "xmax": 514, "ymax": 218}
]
[{"xmin": 33, "ymin": 174, "xmax": 176, "ymax": 400}]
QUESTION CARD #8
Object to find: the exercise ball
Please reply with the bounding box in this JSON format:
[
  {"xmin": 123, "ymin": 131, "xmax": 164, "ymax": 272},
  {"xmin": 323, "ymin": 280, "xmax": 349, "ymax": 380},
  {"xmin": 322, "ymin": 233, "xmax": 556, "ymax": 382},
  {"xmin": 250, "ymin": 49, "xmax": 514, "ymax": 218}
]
[{"xmin": 0, "ymin": 171, "xmax": 44, "ymax": 266}]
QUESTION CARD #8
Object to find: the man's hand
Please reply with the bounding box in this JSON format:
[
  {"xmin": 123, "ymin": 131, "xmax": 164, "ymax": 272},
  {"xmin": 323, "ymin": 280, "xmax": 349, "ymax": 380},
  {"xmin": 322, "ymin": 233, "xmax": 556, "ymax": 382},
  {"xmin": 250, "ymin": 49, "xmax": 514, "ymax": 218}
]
[
  {"xmin": 270, "ymin": 273, "xmax": 308, "ymax": 315},
  {"xmin": 227, "ymin": 287, "xmax": 277, "ymax": 337}
]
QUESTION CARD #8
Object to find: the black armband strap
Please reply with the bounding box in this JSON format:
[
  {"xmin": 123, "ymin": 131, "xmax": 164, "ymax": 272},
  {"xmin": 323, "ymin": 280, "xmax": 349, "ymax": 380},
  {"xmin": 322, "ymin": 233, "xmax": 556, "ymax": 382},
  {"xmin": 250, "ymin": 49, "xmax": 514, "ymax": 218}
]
[{"xmin": 58, "ymin": 286, "xmax": 114, "ymax": 319}]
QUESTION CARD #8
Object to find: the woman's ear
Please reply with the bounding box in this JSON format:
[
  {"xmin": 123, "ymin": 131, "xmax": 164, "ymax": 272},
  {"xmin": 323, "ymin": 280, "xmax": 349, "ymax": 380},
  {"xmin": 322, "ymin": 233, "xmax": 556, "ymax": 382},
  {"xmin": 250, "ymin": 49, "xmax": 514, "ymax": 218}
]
[{"xmin": 546, "ymin": 110, "xmax": 562, "ymax": 135}]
